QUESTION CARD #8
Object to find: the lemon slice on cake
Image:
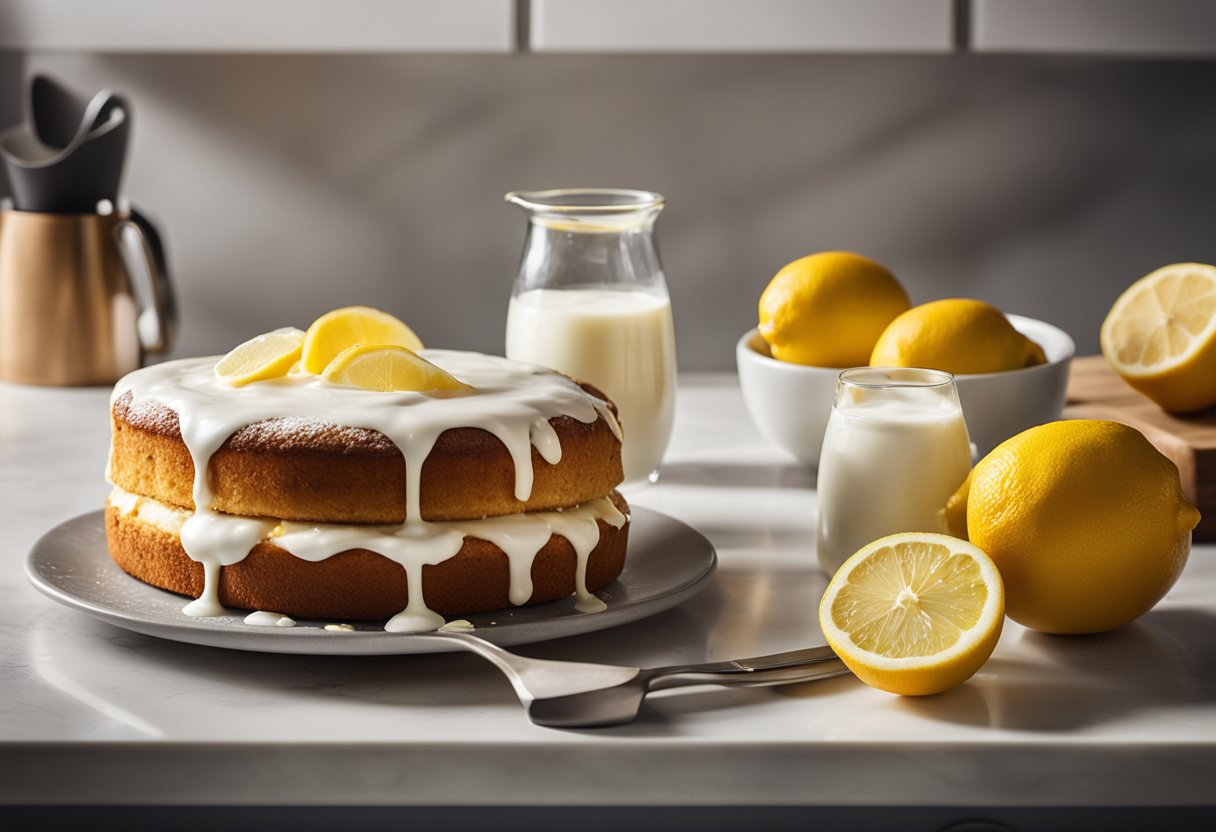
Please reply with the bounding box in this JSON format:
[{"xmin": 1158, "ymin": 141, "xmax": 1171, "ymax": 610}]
[
  {"xmin": 322, "ymin": 344, "xmax": 471, "ymax": 393},
  {"xmin": 1100, "ymin": 262, "xmax": 1216, "ymax": 414},
  {"xmin": 818, "ymin": 532, "xmax": 1004, "ymax": 696},
  {"xmin": 214, "ymin": 327, "xmax": 306, "ymax": 386},
  {"xmin": 301, "ymin": 306, "xmax": 424, "ymax": 374}
]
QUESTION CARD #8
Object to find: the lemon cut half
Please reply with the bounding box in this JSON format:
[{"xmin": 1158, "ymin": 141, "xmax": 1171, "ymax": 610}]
[
  {"xmin": 1100, "ymin": 262, "xmax": 1216, "ymax": 413},
  {"xmin": 818, "ymin": 532, "xmax": 1004, "ymax": 696},
  {"xmin": 214, "ymin": 327, "xmax": 306, "ymax": 386},
  {"xmin": 321, "ymin": 344, "xmax": 471, "ymax": 393}
]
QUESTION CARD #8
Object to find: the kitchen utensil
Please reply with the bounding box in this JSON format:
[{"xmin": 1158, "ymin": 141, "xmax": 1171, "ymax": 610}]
[
  {"xmin": 0, "ymin": 74, "xmax": 130, "ymax": 213},
  {"xmin": 420, "ymin": 629, "xmax": 848, "ymax": 727},
  {"xmin": 29, "ymin": 73, "xmax": 113, "ymax": 149},
  {"xmin": 0, "ymin": 204, "xmax": 175, "ymax": 385},
  {"xmin": 1065, "ymin": 355, "xmax": 1215, "ymax": 541}
]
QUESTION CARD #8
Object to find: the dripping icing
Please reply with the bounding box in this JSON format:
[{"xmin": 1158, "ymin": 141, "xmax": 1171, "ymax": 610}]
[
  {"xmin": 109, "ymin": 487, "xmax": 625, "ymax": 633},
  {"xmin": 108, "ymin": 350, "xmax": 626, "ymax": 631}
]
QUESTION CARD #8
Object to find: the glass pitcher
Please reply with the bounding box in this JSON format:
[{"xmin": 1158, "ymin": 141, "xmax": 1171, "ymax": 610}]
[
  {"xmin": 504, "ymin": 188, "xmax": 677, "ymax": 484},
  {"xmin": 815, "ymin": 367, "xmax": 973, "ymax": 576}
]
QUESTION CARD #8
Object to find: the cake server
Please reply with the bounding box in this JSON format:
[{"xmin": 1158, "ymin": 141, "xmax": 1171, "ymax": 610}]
[{"xmin": 420, "ymin": 629, "xmax": 849, "ymax": 728}]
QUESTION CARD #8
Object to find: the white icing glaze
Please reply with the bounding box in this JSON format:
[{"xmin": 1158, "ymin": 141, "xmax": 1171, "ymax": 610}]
[
  {"xmin": 273, "ymin": 496, "xmax": 626, "ymax": 632},
  {"xmin": 180, "ymin": 512, "xmax": 278, "ymax": 617},
  {"xmin": 112, "ymin": 350, "xmax": 620, "ymax": 520},
  {"xmin": 108, "ymin": 486, "xmax": 625, "ymax": 633},
  {"xmin": 108, "ymin": 349, "xmax": 627, "ymax": 632},
  {"xmin": 244, "ymin": 611, "xmax": 296, "ymax": 628},
  {"xmin": 324, "ymin": 624, "xmax": 355, "ymax": 632}
]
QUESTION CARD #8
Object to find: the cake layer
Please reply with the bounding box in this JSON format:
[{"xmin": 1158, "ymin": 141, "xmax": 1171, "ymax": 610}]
[
  {"xmin": 110, "ymin": 386, "xmax": 623, "ymax": 524},
  {"xmin": 105, "ymin": 491, "xmax": 630, "ymax": 621}
]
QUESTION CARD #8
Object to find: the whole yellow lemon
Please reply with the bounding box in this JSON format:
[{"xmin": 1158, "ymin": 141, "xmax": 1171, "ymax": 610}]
[
  {"xmin": 870, "ymin": 298, "xmax": 1046, "ymax": 375},
  {"xmin": 966, "ymin": 420, "xmax": 1200, "ymax": 634},
  {"xmin": 758, "ymin": 252, "xmax": 910, "ymax": 367}
]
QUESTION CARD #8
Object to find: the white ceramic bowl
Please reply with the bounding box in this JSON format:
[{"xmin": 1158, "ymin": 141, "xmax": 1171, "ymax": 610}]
[{"xmin": 736, "ymin": 314, "xmax": 1076, "ymax": 466}]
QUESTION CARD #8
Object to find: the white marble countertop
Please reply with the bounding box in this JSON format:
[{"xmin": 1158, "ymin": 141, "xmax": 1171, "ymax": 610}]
[{"xmin": 2, "ymin": 374, "xmax": 1214, "ymax": 811}]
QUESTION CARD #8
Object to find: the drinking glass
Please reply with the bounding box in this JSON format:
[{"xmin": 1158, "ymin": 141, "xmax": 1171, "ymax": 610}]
[
  {"xmin": 815, "ymin": 367, "xmax": 972, "ymax": 577},
  {"xmin": 504, "ymin": 188, "xmax": 677, "ymax": 484}
]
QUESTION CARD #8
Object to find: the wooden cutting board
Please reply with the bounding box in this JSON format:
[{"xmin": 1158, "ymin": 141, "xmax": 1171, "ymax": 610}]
[{"xmin": 1064, "ymin": 355, "xmax": 1216, "ymax": 541}]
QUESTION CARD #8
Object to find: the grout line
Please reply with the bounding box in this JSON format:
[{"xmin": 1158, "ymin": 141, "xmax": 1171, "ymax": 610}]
[
  {"xmin": 516, "ymin": 0, "xmax": 531, "ymax": 52},
  {"xmin": 953, "ymin": 0, "xmax": 972, "ymax": 52}
]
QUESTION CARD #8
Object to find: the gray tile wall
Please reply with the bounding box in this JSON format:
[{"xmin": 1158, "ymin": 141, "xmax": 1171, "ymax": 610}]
[{"xmin": 6, "ymin": 53, "xmax": 1216, "ymax": 369}]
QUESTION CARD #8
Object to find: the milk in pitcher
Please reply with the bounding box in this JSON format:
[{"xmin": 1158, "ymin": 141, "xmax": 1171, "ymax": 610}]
[{"xmin": 506, "ymin": 288, "xmax": 676, "ymax": 483}]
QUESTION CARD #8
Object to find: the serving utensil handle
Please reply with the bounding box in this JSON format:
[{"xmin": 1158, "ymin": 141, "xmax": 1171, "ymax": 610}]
[{"xmin": 640, "ymin": 645, "xmax": 842, "ymax": 691}]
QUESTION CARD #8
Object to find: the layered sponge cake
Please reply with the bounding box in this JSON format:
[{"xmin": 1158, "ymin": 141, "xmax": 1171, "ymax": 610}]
[{"xmin": 105, "ymin": 310, "xmax": 629, "ymax": 633}]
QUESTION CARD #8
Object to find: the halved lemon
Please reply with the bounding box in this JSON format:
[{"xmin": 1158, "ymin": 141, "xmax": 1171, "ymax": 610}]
[
  {"xmin": 321, "ymin": 343, "xmax": 471, "ymax": 393},
  {"xmin": 818, "ymin": 532, "xmax": 1004, "ymax": 696},
  {"xmin": 301, "ymin": 306, "xmax": 424, "ymax": 374},
  {"xmin": 1100, "ymin": 262, "xmax": 1216, "ymax": 413},
  {"xmin": 214, "ymin": 327, "xmax": 306, "ymax": 386}
]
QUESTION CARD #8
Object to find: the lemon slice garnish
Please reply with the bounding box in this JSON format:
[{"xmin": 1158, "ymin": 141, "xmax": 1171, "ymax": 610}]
[
  {"xmin": 301, "ymin": 306, "xmax": 423, "ymax": 374},
  {"xmin": 321, "ymin": 344, "xmax": 471, "ymax": 393},
  {"xmin": 214, "ymin": 327, "xmax": 306, "ymax": 386},
  {"xmin": 818, "ymin": 532, "xmax": 1004, "ymax": 696}
]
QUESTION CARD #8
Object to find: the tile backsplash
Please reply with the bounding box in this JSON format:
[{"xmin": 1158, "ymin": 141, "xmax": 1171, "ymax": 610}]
[{"xmin": 9, "ymin": 52, "xmax": 1215, "ymax": 369}]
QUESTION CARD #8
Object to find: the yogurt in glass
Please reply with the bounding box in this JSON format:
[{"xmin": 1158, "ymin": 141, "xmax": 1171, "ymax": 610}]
[{"xmin": 815, "ymin": 367, "xmax": 972, "ymax": 577}]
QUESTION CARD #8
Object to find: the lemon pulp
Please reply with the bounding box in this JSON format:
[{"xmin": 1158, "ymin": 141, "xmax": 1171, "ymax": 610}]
[
  {"xmin": 819, "ymin": 532, "xmax": 1004, "ymax": 696},
  {"xmin": 1100, "ymin": 262, "xmax": 1216, "ymax": 413},
  {"xmin": 834, "ymin": 540, "xmax": 988, "ymax": 657}
]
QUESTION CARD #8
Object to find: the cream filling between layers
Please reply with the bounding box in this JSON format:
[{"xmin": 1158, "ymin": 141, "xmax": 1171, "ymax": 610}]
[{"xmin": 108, "ymin": 487, "xmax": 628, "ymax": 632}]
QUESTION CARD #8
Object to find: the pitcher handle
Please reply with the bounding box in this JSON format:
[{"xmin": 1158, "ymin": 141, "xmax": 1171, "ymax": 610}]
[{"xmin": 118, "ymin": 206, "xmax": 176, "ymax": 356}]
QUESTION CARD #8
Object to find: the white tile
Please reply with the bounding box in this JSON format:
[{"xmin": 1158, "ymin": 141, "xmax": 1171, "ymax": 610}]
[
  {"xmin": 531, "ymin": 0, "xmax": 954, "ymax": 53},
  {"xmin": 0, "ymin": 0, "xmax": 515, "ymax": 53},
  {"xmin": 974, "ymin": 0, "xmax": 1216, "ymax": 56}
]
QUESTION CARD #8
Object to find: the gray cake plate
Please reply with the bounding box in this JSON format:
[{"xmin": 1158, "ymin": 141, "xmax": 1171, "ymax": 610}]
[{"xmin": 26, "ymin": 506, "xmax": 717, "ymax": 655}]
